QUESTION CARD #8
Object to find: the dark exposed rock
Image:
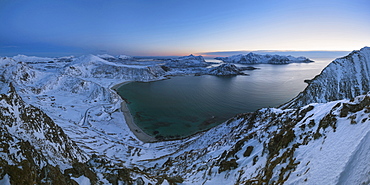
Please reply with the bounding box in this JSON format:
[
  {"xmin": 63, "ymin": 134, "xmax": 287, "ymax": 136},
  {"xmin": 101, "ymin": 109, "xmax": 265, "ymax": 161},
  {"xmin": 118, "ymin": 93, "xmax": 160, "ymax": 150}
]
[
  {"xmin": 65, "ymin": 162, "xmax": 98, "ymax": 184},
  {"xmin": 218, "ymin": 159, "xmax": 238, "ymax": 173},
  {"xmin": 243, "ymin": 146, "xmax": 254, "ymax": 157}
]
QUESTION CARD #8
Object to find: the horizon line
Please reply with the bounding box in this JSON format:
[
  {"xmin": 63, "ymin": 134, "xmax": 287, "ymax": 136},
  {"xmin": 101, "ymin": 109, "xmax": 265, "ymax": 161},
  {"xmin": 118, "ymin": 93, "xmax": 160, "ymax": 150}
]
[
  {"xmin": 196, "ymin": 49, "xmax": 352, "ymax": 58},
  {"xmin": 1, "ymin": 49, "xmax": 353, "ymax": 58}
]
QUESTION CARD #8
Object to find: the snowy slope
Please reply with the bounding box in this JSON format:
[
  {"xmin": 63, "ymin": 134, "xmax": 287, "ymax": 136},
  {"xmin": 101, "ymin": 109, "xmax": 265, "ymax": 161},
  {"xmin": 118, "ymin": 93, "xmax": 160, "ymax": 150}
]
[
  {"xmin": 0, "ymin": 55, "xmax": 159, "ymax": 162},
  {"xmin": 216, "ymin": 52, "xmax": 313, "ymax": 64},
  {"xmin": 281, "ymin": 47, "xmax": 370, "ymax": 109},
  {"xmin": 0, "ymin": 83, "xmax": 87, "ymax": 164}
]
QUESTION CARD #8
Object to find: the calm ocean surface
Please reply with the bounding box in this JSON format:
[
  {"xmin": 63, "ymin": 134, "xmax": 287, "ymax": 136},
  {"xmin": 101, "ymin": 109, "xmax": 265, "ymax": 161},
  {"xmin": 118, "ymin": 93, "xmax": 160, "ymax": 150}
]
[{"xmin": 117, "ymin": 58, "xmax": 332, "ymax": 139}]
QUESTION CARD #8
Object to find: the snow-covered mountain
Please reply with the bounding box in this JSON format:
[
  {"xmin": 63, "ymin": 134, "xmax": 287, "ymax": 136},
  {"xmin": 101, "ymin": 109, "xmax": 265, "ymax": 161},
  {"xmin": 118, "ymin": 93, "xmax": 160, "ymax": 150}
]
[
  {"xmin": 12, "ymin": 54, "xmax": 56, "ymax": 63},
  {"xmin": 216, "ymin": 52, "xmax": 313, "ymax": 64},
  {"xmin": 205, "ymin": 63, "xmax": 247, "ymax": 76},
  {"xmin": 65, "ymin": 55, "xmax": 165, "ymax": 80},
  {"xmin": 1, "ymin": 48, "xmax": 370, "ymax": 184},
  {"xmin": 281, "ymin": 47, "xmax": 370, "ymax": 109},
  {"xmin": 164, "ymin": 54, "xmax": 210, "ymax": 67},
  {"xmin": 97, "ymin": 54, "xmax": 133, "ymax": 60},
  {"xmin": 116, "ymin": 54, "xmax": 132, "ymax": 60}
]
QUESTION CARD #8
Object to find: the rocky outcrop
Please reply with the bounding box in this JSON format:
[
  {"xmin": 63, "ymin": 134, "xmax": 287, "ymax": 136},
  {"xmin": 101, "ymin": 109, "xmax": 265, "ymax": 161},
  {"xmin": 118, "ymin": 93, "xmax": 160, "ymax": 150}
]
[
  {"xmin": 281, "ymin": 47, "xmax": 370, "ymax": 109},
  {"xmin": 216, "ymin": 52, "xmax": 313, "ymax": 64}
]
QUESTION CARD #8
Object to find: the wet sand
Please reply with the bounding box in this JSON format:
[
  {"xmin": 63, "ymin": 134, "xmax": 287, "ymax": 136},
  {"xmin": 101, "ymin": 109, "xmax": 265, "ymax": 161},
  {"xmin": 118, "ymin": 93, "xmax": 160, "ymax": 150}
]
[{"xmin": 111, "ymin": 82, "xmax": 157, "ymax": 143}]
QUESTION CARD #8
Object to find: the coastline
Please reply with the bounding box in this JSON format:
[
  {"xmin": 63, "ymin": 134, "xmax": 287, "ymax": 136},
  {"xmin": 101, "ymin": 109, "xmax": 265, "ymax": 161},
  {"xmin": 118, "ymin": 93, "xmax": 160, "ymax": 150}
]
[
  {"xmin": 111, "ymin": 81, "xmax": 131, "ymax": 91},
  {"xmin": 111, "ymin": 81, "xmax": 158, "ymax": 143}
]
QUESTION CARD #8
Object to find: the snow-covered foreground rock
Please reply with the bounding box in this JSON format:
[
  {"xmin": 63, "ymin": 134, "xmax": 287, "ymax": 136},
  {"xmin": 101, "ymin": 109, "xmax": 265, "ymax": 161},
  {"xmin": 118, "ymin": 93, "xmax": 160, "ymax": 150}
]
[
  {"xmin": 0, "ymin": 48, "xmax": 370, "ymax": 184},
  {"xmin": 0, "ymin": 83, "xmax": 88, "ymax": 184},
  {"xmin": 216, "ymin": 52, "xmax": 313, "ymax": 64}
]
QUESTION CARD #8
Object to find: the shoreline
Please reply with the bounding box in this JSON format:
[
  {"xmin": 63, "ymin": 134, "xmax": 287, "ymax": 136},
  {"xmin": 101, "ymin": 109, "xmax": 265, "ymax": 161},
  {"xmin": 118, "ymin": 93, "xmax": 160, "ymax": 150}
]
[
  {"xmin": 111, "ymin": 79, "xmax": 240, "ymax": 143},
  {"xmin": 111, "ymin": 81, "xmax": 158, "ymax": 143},
  {"xmin": 110, "ymin": 79, "xmax": 229, "ymax": 143}
]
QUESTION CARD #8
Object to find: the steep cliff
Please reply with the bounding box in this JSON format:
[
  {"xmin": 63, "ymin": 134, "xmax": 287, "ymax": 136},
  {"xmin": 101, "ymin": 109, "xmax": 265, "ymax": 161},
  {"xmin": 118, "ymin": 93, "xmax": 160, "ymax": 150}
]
[{"xmin": 281, "ymin": 47, "xmax": 370, "ymax": 109}]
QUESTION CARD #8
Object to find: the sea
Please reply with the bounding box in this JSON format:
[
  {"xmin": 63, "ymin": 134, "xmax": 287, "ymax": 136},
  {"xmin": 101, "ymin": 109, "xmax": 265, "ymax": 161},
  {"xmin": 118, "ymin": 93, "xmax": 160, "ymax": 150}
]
[{"xmin": 117, "ymin": 58, "xmax": 333, "ymax": 139}]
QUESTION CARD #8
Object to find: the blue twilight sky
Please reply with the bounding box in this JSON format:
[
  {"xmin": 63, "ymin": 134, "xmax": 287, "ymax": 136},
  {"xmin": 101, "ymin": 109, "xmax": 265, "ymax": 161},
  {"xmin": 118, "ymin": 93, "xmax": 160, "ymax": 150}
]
[{"xmin": 0, "ymin": 0, "xmax": 369, "ymax": 57}]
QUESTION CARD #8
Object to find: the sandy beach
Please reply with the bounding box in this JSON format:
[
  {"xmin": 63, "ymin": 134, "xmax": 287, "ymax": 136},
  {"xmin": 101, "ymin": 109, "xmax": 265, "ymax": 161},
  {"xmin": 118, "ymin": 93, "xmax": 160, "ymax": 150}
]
[
  {"xmin": 111, "ymin": 81, "xmax": 131, "ymax": 91},
  {"xmin": 111, "ymin": 82, "xmax": 157, "ymax": 143}
]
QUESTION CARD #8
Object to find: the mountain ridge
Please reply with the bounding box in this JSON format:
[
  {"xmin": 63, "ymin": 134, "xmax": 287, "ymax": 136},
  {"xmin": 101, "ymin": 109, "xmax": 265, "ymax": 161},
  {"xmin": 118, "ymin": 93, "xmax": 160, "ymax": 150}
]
[
  {"xmin": 281, "ymin": 46, "xmax": 370, "ymax": 109},
  {"xmin": 215, "ymin": 52, "xmax": 314, "ymax": 64}
]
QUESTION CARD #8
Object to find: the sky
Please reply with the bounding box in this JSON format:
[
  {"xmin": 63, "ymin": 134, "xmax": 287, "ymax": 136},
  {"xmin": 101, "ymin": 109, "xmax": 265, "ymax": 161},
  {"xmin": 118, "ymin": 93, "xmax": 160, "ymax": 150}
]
[{"xmin": 0, "ymin": 0, "xmax": 369, "ymax": 57}]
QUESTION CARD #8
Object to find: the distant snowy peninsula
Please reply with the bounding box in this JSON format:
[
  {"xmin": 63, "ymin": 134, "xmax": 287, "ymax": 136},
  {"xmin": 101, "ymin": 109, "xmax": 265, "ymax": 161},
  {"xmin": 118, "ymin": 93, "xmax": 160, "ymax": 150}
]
[{"xmin": 215, "ymin": 52, "xmax": 314, "ymax": 64}]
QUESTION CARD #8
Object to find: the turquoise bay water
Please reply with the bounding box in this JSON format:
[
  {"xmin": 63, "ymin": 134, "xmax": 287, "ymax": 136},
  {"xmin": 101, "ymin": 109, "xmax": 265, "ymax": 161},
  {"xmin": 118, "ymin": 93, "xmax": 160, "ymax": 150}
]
[{"xmin": 117, "ymin": 59, "xmax": 332, "ymax": 139}]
